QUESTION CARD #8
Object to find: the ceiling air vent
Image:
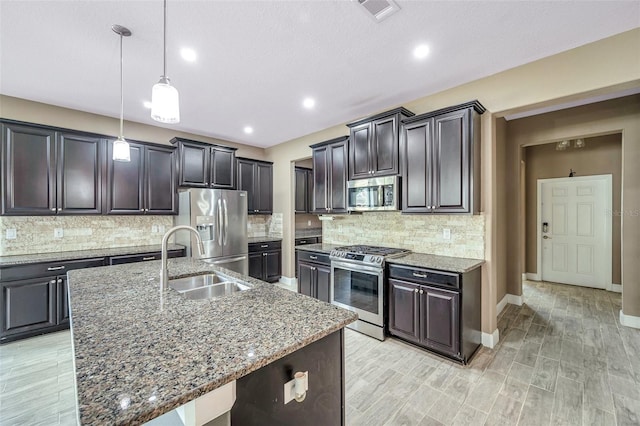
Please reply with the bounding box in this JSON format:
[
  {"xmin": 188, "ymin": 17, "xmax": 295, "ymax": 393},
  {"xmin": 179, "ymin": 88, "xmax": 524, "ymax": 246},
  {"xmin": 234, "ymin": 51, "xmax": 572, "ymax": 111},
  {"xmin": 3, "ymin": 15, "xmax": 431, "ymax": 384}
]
[{"xmin": 356, "ymin": 0, "xmax": 400, "ymax": 22}]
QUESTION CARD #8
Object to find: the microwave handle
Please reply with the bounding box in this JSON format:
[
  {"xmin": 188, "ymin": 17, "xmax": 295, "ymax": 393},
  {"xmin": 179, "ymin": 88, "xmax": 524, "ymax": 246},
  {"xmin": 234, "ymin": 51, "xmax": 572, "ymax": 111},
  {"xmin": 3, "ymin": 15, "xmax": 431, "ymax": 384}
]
[{"xmin": 378, "ymin": 185, "xmax": 384, "ymax": 207}]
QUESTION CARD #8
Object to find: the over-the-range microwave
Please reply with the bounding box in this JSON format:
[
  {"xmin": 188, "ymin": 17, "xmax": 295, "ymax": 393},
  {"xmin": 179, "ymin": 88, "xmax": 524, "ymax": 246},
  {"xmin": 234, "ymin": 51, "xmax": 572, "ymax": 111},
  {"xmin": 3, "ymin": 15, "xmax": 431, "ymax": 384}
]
[{"xmin": 347, "ymin": 176, "xmax": 400, "ymax": 212}]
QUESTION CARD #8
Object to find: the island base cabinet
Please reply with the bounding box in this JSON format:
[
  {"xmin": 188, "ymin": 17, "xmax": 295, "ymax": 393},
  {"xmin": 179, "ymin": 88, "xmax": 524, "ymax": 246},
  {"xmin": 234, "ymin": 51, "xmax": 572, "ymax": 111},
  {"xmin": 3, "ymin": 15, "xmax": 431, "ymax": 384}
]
[{"xmin": 231, "ymin": 330, "xmax": 345, "ymax": 426}]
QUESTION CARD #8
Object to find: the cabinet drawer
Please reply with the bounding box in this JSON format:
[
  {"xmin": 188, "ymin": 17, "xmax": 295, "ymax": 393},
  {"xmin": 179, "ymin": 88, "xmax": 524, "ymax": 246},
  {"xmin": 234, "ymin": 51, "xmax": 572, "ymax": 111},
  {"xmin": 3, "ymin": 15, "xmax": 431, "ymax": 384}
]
[
  {"xmin": 0, "ymin": 257, "xmax": 106, "ymax": 282},
  {"xmin": 249, "ymin": 240, "xmax": 281, "ymax": 253},
  {"xmin": 294, "ymin": 237, "xmax": 318, "ymax": 246},
  {"xmin": 297, "ymin": 250, "xmax": 330, "ymax": 265},
  {"xmin": 388, "ymin": 264, "xmax": 459, "ymax": 290},
  {"xmin": 108, "ymin": 250, "xmax": 184, "ymax": 265}
]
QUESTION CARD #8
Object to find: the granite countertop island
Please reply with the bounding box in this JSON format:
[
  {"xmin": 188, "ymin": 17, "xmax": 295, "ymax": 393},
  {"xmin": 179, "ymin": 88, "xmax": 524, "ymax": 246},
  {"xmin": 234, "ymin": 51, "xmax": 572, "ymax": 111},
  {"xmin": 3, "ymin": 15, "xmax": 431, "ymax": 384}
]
[{"xmin": 68, "ymin": 258, "xmax": 357, "ymax": 425}]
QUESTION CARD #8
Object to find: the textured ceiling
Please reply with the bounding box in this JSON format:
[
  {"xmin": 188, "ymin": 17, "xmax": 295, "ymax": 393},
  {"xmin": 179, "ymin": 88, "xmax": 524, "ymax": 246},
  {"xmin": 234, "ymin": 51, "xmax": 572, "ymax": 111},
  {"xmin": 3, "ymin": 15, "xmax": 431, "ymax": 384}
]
[{"xmin": 1, "ymin": 1, "xmax": 638, "ymax": 147}]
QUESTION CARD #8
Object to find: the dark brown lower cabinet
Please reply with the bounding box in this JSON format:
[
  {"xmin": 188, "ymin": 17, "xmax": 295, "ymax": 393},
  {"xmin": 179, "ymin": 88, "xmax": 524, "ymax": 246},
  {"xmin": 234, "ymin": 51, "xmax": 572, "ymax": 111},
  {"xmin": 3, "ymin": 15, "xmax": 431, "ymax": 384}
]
[
  {"xmin": 231, "ymin": 329, "xmax": 345, "ymax": 426},
  {"xmin": 388, "ymin": 264, "xmax": 481, "ymax": 364},
  {"xmin": 1, "ymin": 277, "xmax": 57, "ymax": 339},
  {"xmin": 297, "ymin": 250, "xmax": 330, "ymax": 303},
  {"xmin": 248, "ymin": 241, "xmax": 281, "ymax": 283}
]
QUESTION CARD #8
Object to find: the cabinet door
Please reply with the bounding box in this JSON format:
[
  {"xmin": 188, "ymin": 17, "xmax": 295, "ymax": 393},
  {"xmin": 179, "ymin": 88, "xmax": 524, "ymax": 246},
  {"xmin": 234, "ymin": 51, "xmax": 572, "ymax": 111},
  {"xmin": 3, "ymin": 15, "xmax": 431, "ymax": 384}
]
[
  {"xmin": 315, "ymin": 264, "xmax": 331, "ymax": 303},
  {"xmin": 1, "ymin": 123, "xmax": 56, "ymax": 215},
  {"xmin": 401, "ymin": 119, "xmax": 433, "ymax": 213},
  {"xmin": 145, "ymin": 145, "xmax": 177, "ymax": 214},
  {"xmin": 1, "ymin": 277, "xmax": 57, "ymax": 338},
  {"xmin": 210, "ymin": 147, "xmax": 236, "ymax": 189},
  {"xmin": 311, "ymin": 147, "xmax": 328, "ymax": 213},
  {"xmin": 106, "ymin": 141, "xmax": 144, "ymax": 214},
  {"xmin": 264, "ymin": 251, "xmax": 281, "ymax": 283},
  {"xmin": 255, "ymin": 163, "xmax": 273, "ymax": 214},
  {"xmin": 57, "ymin": 133, "xmax": 104, "ymax": 214},
  {"xmin": 237, "ymin": 159, "xmax": 256, "ymax": 213},
  {"xmin": 388, "ymin": 279, "xmax": 420, "ymax": 343},
  {"xmin": 294, "ymin": 168, "xmax": 308, "ymax": 213},
  {"xmin": 348, "ymin": 123, "xmax": 371, "ymax": 179},
  {"xmin": 56, "ymin": 276, "xmax": 69, "ymax": 325},
  {"xmin": 248, "ymin": 252, "xmax": 264, "ymax": 280},
  {"xmin": 371, "ymin": 115, "xmax": 399, "ymax": 177},
  {"xmin": 420, "ymin": 286, "xmax": 460, "ymax": 356},
  {"xmin": 178, "ymin": 141, "xmax": 210, "ymax": 187},
  {"xmin": 297, "ymin": 262, "xmax": 314, "ymax": 297},
  {"xmin": 306, "ymin": 169, "xmax": 314, "ymax": 213},
  {"xmin": 432, "ymin": 108, "xmax": 470, "ymax": 213},
  {"xmin": 328, "ymin": 141, "xmax": 348, "ymax": 213}
]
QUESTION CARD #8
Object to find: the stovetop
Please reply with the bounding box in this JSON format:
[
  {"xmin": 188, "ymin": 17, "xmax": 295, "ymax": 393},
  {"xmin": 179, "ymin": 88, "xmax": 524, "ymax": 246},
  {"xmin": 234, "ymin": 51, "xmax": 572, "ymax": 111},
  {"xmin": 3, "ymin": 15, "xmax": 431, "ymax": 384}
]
[{"xmin": 329, "ymin": 245, "xmax": 410, "ymax": 266}]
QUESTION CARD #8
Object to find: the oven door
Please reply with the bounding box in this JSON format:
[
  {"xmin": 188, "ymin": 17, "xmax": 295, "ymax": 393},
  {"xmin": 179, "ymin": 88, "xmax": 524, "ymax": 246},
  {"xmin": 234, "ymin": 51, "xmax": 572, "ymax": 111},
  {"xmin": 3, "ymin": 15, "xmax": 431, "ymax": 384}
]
[{"xmin": 330, "ymin": 260, "xmax": 384, "ymax": 326}]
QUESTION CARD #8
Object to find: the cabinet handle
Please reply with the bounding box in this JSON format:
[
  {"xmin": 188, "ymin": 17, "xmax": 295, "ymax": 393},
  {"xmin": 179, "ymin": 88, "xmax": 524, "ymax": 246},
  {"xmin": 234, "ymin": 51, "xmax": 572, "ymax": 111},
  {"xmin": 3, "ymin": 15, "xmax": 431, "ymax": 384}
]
[
  {"xmin": 142, "ymin": 256, "xmax": 156, "ymax": 261},
  {"xmin": 49, "ymin": 279, "xmax": 56, "ymax": 285},
  {"xmin": 263, "ymin": 253, "xmax": 267, "ymax": 256},
  {"xmin": 50, "ymin": 208, "xmax": 56, "ymax": 211},
  {"xmin": 299, "ymin": 240, "xmax": 307, "ymax": 244},
  {"xmin": 419, "ymin": 289, "xmax": 424, "ymax": 294},
  {"xmin": 412, "ymin": 272, "xmax": 427, "ymax": 278},
  {"xmin": 414, "ymin": 288, "xmax": 418, "ymax": 293},
  {"xmin": 47, "ymin": 266, "xmax": 65, "ymax": 271},
  {"xmin": 309, "ymin": 255, "xmax": 318, "ymax": 260},
  {"xmin": 261, "ymin": 244, "xmax": 269, "ymax": 248},
  {"xmin": 57, "ymin": 208, "xmax": 62, "ymax": 212},
  {"xmin": 140, "ymin": 208, "xmax": 145, "ymax": 211},
  {"xmin": 57, "ymin": 279, "xmax": 63, "ymax": 284}
]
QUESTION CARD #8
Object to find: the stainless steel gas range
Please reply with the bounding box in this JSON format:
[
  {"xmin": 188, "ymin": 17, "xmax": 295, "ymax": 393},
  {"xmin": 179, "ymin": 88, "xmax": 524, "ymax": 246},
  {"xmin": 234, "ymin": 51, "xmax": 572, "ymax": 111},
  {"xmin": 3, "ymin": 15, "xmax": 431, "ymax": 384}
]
[{"xmin": 329, "ymin": 245, "xmax": 410, "ymax": 340}]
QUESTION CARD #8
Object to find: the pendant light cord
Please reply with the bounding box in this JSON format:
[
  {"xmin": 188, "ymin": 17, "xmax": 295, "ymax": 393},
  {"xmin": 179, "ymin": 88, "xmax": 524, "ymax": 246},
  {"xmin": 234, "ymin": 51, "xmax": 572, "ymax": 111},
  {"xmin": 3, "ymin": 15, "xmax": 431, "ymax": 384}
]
[
  {"xmin": 119, "ymin": 32, "xmax": 124, "ymax": 139},
  {"xmin": 163, "ymin": 0, "xmax": 167, "ymax": 78}
]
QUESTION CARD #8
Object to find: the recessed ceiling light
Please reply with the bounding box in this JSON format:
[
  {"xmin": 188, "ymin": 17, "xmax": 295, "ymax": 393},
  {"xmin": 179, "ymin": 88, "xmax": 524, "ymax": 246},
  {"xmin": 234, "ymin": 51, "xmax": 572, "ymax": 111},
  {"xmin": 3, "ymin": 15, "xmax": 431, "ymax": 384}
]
[
  {"xmin": 143, "ymin": 101, "xmax": 153, "ymax": 109},
  {"xmin": 302, "ymin": 98, "xmax": 315, "ymax": 109},
  {"xmin": 413, "ymin": 44, "xmax": 430, "ymax": 60},
  {"xmin": 180, "ymin": 48, "xmax": 197, "ymax": 62},
  {"xmin": 243, "ymin": 126, "xmax": 254, "ymax": 134}
]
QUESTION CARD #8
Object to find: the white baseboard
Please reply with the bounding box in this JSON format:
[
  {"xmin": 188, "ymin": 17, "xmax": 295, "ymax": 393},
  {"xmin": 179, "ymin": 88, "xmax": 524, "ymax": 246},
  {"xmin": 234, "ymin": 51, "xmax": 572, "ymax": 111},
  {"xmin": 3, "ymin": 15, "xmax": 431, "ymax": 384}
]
[
  {"xmin": 525, "ymin": 273, "xmax": 541, "ymax": 281},
  {"xmin": 610, "ymin": 283, "xmax": 622, "ymax": 293},
  {"xmin": 278, "ymin": 276, "xmax": 297, "ymax": 287},
  {"xmin": 497, "ymin": 293, "xmax": 523, "ymax": 315},
  {"xmin": 619, "ymin": 310, "xmax": 640, "ymax": 329},
  {"xmin": 497, "ymin": 295, "xmax": 509, "ymax": 315},
  {"xmin": 482, "ymin": 329, "xmax": 499, "ymax": 349},
  {"xmin": 521, "ymin": 273, "xmax": 527, "ymax": 281}
]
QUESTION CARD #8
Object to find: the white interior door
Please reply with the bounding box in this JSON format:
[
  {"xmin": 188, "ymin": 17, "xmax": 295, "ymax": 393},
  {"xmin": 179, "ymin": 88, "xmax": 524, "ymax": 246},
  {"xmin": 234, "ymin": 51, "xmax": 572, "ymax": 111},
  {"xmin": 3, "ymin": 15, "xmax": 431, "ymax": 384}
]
[{"xmin": 539, "ymin": 175, "xmax": 612, "ymax": 289}]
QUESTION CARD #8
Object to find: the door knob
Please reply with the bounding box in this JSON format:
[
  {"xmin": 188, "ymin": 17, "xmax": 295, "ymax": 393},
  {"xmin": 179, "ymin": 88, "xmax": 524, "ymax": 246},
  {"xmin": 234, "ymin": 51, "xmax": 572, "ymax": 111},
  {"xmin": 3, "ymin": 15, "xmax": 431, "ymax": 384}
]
[{"xmin": 543, "ymin": 235, "xmax": 552, "ymax": 239}]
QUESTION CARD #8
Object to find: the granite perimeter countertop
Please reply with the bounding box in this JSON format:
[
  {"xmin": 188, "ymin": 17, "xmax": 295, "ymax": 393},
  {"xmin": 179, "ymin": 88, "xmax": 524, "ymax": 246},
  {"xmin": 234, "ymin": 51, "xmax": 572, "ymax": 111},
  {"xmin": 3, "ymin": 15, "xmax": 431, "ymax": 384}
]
[
  {"xmin": 0, "ymin": 244, "xmax": 185, "ymax": 267},
  {"xmin": 68, "ymin": 258, "xmax": 357, "ymax": 425},
  {"xmin": 388, "ymin": 252, "xmax": 485, "ymax": 273},
  {"xmin": 247, "ymin": 236, "xmax": 282, "ymax": 244},
  {"xmin": 293, "ymin": 243, "xmax": 340, "ymax": 254}
]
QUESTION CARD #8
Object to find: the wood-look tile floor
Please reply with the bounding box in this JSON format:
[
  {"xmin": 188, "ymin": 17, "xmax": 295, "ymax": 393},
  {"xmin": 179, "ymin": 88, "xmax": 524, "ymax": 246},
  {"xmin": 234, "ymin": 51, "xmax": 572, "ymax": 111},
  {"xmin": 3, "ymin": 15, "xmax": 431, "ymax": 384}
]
[{"xmin": 2, "ymin": 280, "xmax": 640, "ymax": 425}]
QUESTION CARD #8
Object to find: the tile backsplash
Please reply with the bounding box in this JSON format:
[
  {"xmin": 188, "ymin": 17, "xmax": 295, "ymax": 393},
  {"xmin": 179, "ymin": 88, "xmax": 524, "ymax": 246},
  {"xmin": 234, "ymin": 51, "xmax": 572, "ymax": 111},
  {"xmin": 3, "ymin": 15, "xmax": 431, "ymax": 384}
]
[
  {"xmin": 0, "ymin": 216, "xmax": 174, "ymax": 256},
  {"xmin": 322, "ymin": 212, "xmax": 485, "ymax": 259},
  {"xmin": 247, "ymin": 213, "xmax": 283, "ymax": 239}
]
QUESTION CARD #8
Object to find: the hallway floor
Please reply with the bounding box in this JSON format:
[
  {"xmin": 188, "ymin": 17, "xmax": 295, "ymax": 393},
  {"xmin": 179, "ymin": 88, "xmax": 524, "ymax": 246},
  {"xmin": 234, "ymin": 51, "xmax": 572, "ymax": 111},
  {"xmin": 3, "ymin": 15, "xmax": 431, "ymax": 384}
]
[{"xmin": 1, "ymin": 280, "xmax": 639, "ymax": 425}]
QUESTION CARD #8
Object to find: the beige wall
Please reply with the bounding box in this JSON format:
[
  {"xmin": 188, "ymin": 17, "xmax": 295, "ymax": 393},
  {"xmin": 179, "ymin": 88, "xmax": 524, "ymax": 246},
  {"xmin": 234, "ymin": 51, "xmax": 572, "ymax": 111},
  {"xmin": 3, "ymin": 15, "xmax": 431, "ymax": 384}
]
[
  {"xmin": 0, "ymin": 95, "xmax": 266, "ymax": 159},
  {"xmin": 495, "ymin": 118, "xmax": 508, "ymax": 303},
  {"xmin": 524, "ymin": 135, "xmax": 622, "ymax": 283},
  {"xmin": 507, "ymin": 95, "xmax": 640, "ymax": 317},
  {"xmin": 266, "ymin": 28, "xmax": 640, "ymax": 334},
  {"xmin": 295, "ymin": 214, "xmax": 321, "ymax": 230}
]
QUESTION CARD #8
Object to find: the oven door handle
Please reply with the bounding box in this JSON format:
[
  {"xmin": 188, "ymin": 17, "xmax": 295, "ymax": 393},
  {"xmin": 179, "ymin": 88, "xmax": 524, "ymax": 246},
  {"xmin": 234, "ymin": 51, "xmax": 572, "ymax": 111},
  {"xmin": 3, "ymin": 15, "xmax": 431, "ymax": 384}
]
[{"xmin": 331, "ymin": 260, "xmax": 384, "ymax": 274}]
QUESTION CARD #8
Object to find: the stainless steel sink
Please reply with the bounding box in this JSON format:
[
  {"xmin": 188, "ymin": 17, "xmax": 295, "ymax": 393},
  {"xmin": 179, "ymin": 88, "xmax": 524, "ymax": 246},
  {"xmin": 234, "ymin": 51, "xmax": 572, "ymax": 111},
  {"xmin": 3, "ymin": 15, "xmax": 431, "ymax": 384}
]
[
  {"xmin": 182, "ymin": 282, "xmax": 251, "ymax": 300},
  {"xmin": 168, "ymin": 273, "xmax": 250, "ymax": 300},
  {"xmin": 169, "ymin": 274, "xmax": 226, "ymax": 292}
]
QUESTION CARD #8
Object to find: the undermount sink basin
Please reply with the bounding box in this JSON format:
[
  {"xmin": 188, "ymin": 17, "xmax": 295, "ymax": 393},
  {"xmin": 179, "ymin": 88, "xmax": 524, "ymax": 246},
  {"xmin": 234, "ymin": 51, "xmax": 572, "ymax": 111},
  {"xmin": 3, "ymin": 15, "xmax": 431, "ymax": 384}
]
[
  {"xmin": 182, "ymin": 282, "xmax": 251, "ymax": 300},
  {"xmin": 168, "ymin": 273, "xmax": 250, "ymax": 300}
]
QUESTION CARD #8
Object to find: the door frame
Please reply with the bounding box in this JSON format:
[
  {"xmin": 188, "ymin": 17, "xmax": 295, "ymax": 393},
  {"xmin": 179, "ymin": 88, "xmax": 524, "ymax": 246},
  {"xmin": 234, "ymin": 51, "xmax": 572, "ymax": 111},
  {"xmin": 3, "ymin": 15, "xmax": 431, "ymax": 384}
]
[{"xmin": 536, "ymin": 174, "xmax": 613, "ymax": 290}]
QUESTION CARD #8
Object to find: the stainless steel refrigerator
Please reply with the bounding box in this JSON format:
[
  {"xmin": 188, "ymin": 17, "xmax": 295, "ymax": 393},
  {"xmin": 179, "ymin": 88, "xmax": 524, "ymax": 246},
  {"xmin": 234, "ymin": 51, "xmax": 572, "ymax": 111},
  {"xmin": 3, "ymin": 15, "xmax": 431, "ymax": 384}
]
[{"xmin": 175, "ymin": 188, "xmax": 248, "ymax": 275}]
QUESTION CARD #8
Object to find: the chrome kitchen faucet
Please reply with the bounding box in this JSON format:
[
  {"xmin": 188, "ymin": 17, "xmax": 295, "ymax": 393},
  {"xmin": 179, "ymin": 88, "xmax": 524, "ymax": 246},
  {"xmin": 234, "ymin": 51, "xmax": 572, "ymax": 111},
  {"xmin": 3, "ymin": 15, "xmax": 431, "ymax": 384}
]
[{"xmin": 160, "ymin": 226, "xmax": 205, "ymax": 291}]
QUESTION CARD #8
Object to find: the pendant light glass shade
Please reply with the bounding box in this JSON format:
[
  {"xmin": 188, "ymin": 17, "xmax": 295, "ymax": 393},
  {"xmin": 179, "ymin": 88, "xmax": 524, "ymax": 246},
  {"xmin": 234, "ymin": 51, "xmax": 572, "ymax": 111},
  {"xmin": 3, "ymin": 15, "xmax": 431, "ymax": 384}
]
[
  {"xmin": 151, "ymin": 0, "xmax": 180, "ymax": 124},
  {"xmin": 151, "ymin": 76, "xmax": 180, "ymax": 123},
  {"xmin": 113, "ymin": 137, "xmax": 131, "ymax": 162}
]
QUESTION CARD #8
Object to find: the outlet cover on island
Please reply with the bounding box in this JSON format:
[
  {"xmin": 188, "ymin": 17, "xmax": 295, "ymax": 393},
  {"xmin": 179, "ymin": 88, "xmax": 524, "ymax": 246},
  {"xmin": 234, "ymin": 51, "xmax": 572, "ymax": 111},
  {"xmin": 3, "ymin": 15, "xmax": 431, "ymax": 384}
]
[
  {"xmin": 442, "ymin": 228, "xmax": 451, "ymax": 240},
  {"xmin": 54, "ymin": 228, "xmax": 64, "ymax": 238},
  {"xmin": 5, "ymin": 229, "xmax": 17, "ymax": 240}
]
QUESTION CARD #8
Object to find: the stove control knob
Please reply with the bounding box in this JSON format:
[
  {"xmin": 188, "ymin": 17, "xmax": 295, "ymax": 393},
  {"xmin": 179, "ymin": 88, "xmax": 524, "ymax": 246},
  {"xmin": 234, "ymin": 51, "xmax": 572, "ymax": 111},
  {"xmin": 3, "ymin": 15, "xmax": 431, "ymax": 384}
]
[{"xmin": 376, "ymin": 257, "xmax": 382, "ymax": 264}]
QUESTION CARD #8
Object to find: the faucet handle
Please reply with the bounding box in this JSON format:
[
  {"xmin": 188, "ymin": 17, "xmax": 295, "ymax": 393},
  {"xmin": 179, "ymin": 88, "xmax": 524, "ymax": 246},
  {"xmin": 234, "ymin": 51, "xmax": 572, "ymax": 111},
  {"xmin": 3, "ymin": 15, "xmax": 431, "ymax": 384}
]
[{"xmin": 198, "ymin": 241, "xmax": 205, "ymax": 257}]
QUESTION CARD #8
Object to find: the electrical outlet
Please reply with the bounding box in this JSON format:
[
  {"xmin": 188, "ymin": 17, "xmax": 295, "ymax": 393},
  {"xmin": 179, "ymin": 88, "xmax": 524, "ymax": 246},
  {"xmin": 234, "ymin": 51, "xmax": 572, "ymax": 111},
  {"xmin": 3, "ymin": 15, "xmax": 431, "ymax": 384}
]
[
  {"xmin": 152, "ymin": 225, "xmax": 159, "ymax": 233},
  {"xmin": 5, "ymin": 229, "xmax": 17, "ymax": 240},
  {"xmin": 158, "ymin": 225, "xmax": 165, "ymax": 233},
  {"xmin": 442, "ymin": 228, "xmax": 451, "ymax": 240},
  {"xmin": 54, "ymin": 228, "xmax": 64, "ymax": 238},
  {"xmin": 307, "ymin": 220, "xmax": 311, "ymax": 227}
]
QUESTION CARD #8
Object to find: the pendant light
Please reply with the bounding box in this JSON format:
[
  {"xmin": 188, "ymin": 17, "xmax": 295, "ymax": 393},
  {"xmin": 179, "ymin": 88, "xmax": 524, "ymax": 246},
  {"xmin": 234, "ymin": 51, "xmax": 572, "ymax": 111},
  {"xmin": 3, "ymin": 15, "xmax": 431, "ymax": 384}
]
[
  {"xmin": 151, "ymin": 0, "xmax": 180, "ymax": 123},
  {"xmin": 112, "ymin": 24, "xmax": 132, "ymax": 162}
]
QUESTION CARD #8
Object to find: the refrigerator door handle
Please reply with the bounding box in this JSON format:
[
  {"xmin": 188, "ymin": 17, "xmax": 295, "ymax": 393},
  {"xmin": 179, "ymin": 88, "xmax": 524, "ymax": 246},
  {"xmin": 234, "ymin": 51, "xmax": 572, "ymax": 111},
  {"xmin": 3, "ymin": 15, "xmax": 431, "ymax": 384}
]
[
  {"xmin": 223, "ymin": 198, "xmax": 229, "ymax": 246},
  {"xmin": 217, "ymin": 198, "xmax": 223, "ymax": 245},
  {"xmin": 206, "ymin": 255, "xmax": 247, "ymax": 265}
]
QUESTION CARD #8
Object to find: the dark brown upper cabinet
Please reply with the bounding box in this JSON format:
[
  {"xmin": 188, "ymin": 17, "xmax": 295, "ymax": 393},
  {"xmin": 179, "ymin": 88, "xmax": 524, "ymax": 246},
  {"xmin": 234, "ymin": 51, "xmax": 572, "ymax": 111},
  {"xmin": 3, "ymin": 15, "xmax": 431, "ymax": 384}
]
[
  {"xmin": 236, "ymin": 158, "xmax": 273, "ymax": 214},
  {"xmin": 106, "ymin": 141, "xmax": 177, "ymax": 215},
  {"xmin": 171, "ymin": 137, "xmax": 236, "ymax": 189},
  {"xmin": 346, "ymin": 107, "xmax": 414, "ymax": 180},
  {"xmin": 310, "ymin": 136, "xmax": 348, "ymax": 214},
  {"xmin": 400, "ymin": 100, "xmax": 485, "ymax": 214},
  {"xmin": 1, "ymin": 122, "xmax": 105, "ymax": 215},
  {"xmin": 294, "ymin": 167, "xmax": 313, "ymax": 214}
]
